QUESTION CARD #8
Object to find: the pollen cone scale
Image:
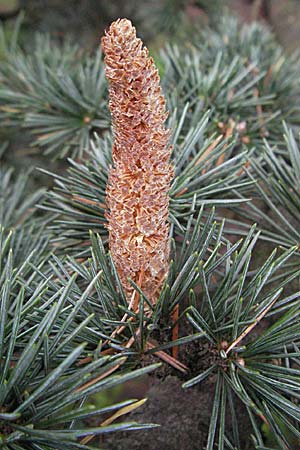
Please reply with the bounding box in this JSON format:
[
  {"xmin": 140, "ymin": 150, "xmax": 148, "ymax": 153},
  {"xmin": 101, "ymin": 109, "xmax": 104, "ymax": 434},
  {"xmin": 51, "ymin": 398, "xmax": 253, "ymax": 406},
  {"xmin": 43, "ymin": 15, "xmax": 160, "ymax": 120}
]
[{"xmin": 102, "ymin": 18, "xmax": 173, "ymax": 304}]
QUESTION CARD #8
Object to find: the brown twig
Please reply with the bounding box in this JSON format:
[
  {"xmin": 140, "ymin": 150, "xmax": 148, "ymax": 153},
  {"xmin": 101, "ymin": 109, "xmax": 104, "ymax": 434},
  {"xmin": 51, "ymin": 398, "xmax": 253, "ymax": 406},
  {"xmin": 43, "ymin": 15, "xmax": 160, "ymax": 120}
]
[
  {"xmin": 80, "ymin": 398, "xmax": 148, "ymax": 445},
  {"xmin": 146, "ymin": 341, "xmax": 188, "ymax": 373},
  {"xmin": 253, "ymin": 87, "xmax": 268, "ymax": 138},
  {"xmin": 225, "ymin": 297, "xmax": 277, "ymax": 355},
  {"xmin": 195, "ymin": 134, "xmax": 223, "ymax": 168}
]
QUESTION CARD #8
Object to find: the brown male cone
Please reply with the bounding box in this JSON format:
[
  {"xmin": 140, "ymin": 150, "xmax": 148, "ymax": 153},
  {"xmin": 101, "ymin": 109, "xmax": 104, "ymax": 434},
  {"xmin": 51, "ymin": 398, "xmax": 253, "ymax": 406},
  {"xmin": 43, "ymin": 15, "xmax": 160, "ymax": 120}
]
[{"xmin": 101, "ymin": 19, "xmax": 173, "ymax": 304}]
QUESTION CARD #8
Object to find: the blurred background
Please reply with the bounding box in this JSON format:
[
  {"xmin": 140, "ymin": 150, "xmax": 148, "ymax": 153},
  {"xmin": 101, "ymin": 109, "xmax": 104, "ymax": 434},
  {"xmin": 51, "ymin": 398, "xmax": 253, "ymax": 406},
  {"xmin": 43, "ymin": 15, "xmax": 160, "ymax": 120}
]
[{"xmin": 0, "ymin": 0, "xmax": 298, "ymax": 52}]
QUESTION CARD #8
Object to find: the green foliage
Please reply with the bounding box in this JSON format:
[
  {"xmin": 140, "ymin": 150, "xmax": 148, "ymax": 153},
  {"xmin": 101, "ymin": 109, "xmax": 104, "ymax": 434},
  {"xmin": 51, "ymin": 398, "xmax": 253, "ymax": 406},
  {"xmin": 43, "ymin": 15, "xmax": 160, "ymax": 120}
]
[
  {"xmin": 199, "ymin": 17, "xmax": 300, "ymax": 131},
  {"xmin": 161, "ymin": 16, "xmax": 300, "ymax": 149},
  {"xmin": 0, "ymin": 167, "xmax": 45, "ymax": 230},
  {"xmin": 52, "ymin": 207, "xmax": 227, "ymax": 357},
  {"xmin": 38, "ymin": 109, "xmax": 252, "ymax": 255},
  {"xmin": 0, "ymin": 228, "xmax": 159, "ymax": 449},
  {"xmin": 238, "ymin": 125, "xmax": 300, "ymax": 250},
  {"xmin": 0, "ymin": 164, "xmax": 51, "ymax": 276},
  {"xmin": 0, "ymin": 20, "xmax": 109, "ymax": 159},
  {"xmin": 2, "ymin": 7, "xmax": 300, "ymax": 450},
  {"xmin": 0, "ymin": 11, "xmax": 23, "ymax": 59},
  {"xmin": 40, "ymin": 207, "xmax": 300, "ymax": 449},
  {"xmin": 0, "ymin": 142, "xmax": 8, "ymax": 158},
  {"xmin": 182, "ymin": 225, "xmax": 300, "ymax": 448},
  {"xmin": 138, "ymin": 0, "xmax": 226, "ymax": 40}
]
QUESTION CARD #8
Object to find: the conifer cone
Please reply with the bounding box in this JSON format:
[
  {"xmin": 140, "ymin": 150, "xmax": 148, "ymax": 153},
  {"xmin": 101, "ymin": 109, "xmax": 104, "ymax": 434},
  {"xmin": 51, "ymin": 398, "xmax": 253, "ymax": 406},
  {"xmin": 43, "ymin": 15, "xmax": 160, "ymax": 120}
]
[{"xmin": 102, "ymin": 18, "xmax": 173, "ymax": 304}]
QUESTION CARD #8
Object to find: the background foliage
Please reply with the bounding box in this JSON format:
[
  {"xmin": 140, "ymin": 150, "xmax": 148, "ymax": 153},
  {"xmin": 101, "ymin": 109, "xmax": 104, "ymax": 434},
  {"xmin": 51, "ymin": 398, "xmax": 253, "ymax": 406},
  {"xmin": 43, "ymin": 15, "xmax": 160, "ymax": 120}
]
[{"xmin": 1, "ymin": 1, "xmax": 300, "ymax": 449}]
